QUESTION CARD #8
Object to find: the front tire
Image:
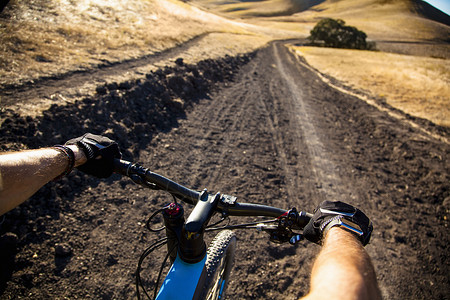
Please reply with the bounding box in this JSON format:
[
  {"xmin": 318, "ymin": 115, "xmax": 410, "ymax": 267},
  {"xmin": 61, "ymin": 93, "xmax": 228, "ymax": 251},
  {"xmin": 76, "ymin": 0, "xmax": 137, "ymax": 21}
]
[{"xmin": 202, "ymin": 230, "xmax": 236, "ymax": 300}]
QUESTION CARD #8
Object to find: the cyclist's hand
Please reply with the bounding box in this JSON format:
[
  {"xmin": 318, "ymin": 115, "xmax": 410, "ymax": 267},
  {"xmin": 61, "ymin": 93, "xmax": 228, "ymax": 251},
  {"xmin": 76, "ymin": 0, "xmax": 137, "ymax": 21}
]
[
  {"xmin": 303, "ymin": 201, "xmax": 373, "ymax": 246},
  {"xmin": 66, "ymin": 133, "xmax": 122, "ymax": 178}
]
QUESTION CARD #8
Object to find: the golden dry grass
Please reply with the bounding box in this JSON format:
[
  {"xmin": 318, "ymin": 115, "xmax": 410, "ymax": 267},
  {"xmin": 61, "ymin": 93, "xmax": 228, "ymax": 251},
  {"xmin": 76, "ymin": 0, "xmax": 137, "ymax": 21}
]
[
  {"xmin": 293, "ymin": 46, "xmax": 450, "ymax": 127},
  {"xmin": 296, "ymin": 0, "xmax": 450, "ymax": 41},
  {"xmin": 193, "ymin": 0, "xmax": 450, "ymax": 42},
  {"xmin": 191, "ymin": 0, "xmax": 303, "ymax": 17},
  {"xmin": 0, "ymin": 0, "xmax": 253, "ymax": 86}
]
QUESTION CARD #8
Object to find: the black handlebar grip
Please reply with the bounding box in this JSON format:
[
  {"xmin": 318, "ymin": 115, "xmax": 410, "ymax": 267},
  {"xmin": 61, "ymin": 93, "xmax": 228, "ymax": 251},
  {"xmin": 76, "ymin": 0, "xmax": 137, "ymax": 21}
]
[
  {"xmin": 113, "ymin": 159, "xmax": 132, "ymax": 176},
  {"xmin": 295, "ymin": 211, "xmax": 313, "ymax": 229}
]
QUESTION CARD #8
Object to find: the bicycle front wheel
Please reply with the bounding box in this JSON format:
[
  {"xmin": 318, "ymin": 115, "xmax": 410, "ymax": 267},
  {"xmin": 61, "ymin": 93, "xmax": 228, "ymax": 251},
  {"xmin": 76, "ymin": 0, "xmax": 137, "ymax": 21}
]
[{"xmin": 202, "ymin": 230, "xmax": 236, "ymax": 300}]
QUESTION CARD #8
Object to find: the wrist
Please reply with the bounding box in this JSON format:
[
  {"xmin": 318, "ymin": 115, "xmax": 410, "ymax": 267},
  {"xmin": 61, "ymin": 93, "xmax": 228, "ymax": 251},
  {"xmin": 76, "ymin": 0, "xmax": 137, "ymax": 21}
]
[
  {"xmin": 66, "ymin": 144, "xmax": 87, "ymax": 167},
  {"xmin": 325, "ymin": 226, "xmax": 362, "ymax": 245}
]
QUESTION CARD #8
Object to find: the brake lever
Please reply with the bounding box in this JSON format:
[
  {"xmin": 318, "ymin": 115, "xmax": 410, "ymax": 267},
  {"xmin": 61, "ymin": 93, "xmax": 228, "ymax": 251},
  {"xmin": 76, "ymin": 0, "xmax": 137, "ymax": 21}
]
[{"xmin": 256, "ymin": 223, "xmax": 303, "ymax": 245}]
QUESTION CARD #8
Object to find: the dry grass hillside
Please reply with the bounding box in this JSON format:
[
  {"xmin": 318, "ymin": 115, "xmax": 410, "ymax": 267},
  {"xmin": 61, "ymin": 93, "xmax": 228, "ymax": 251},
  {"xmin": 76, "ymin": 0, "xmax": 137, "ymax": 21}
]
[
  {"xmin": 293, "ymin": 46, "xmax": 450, "ymax": 126},
  {"xmin": 190, "ymin": 0, "xmax": 324, "ymax": 17},
  {"xmin": 1, "ymin": 0, "xmax": 449, "ymax": 127},
  {"xmin": 0, "ymin": 0, "xmax": 275, "ymax": 87},
  {"xmin": 193, "ymin": 0, "xmax": 450, "ymax": 50}
]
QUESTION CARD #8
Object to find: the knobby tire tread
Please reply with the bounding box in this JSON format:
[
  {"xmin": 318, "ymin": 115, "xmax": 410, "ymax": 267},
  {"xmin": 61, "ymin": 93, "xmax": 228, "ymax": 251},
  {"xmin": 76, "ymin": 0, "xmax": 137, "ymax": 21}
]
[{"xmin": 201, "ymin": 230, "xmax": 237, "ymax": 300}]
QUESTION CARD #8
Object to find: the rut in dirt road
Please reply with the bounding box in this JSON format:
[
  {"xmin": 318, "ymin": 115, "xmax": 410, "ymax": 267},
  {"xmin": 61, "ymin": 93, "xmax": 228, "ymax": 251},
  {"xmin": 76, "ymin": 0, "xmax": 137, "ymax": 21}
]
[
  {"xmin": 149, "ymin": 41, "xmax": 448, "ymax": 299},
  {"xmin": 271, "ymin": 43, "xmax": 352, "ymax": 204}
]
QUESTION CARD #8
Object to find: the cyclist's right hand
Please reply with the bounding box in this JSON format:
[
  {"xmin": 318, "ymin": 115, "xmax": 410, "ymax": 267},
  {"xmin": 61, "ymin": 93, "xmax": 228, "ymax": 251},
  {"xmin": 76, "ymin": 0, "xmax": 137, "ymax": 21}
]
[
  {"xmin": 66, "ymin": 133, "xmax": 122, "ymax": 178},
  {"xmin": 303, "ymin": 201, "xmax": 373, "ymax": 246}
]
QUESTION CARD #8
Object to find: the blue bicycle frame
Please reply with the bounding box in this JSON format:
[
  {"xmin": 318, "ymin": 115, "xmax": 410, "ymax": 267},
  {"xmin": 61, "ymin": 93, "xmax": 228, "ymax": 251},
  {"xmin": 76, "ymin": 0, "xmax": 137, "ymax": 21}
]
[{"xmin": 156, "ymin": 255, "xmax": 207, "ymax": 300}]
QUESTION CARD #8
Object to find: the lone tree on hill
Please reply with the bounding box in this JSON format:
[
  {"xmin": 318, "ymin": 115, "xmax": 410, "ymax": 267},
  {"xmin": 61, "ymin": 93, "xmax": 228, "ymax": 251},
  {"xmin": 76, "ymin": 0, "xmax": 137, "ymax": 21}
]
[{"xmin": 308, "ymin": 18, "xmax": 375, "ymax": 50}]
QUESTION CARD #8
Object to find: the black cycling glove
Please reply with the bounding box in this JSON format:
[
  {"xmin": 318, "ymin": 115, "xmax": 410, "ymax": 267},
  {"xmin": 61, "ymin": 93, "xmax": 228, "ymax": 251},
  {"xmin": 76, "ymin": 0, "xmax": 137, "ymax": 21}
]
[
  {"xmin": 66, "ymin": 133, "xmax": 122, "ymax": 178},
  {"xmin": 303, "ymin": 201, "xmax": 373, "ymax": 246}
]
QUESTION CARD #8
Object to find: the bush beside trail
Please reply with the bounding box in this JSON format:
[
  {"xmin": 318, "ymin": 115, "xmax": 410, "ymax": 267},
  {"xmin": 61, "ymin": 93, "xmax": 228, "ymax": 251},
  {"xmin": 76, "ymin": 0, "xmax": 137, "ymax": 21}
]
[{"xmin": 308, "ymin": 18, "xmax": 376, "ymax": 50}]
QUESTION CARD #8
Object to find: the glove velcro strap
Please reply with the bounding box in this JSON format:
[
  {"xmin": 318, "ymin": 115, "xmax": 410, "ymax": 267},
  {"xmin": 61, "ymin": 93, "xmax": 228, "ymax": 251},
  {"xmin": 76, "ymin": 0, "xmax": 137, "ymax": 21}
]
[
  {"xmin": 52, "ymin": 145, "xmax": 75, "ymax": 181},
  {"xmin": 322, "ymin": 215, "xmax": 364, "ymax": 239}
]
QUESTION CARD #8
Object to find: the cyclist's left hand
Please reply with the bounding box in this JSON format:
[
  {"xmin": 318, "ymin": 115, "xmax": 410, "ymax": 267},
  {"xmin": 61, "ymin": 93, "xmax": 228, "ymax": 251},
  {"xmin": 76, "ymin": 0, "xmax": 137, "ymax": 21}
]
[{"xmin": 66, "ymin": 133, "xmax": 122, "ymax": 178}]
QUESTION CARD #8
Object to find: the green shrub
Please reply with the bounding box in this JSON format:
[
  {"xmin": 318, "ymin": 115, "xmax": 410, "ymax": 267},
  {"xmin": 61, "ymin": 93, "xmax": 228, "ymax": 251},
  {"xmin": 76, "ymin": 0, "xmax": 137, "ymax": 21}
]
[{"xmin": 308, "ymin": 18, "xmax": 375, "ymax": 50}]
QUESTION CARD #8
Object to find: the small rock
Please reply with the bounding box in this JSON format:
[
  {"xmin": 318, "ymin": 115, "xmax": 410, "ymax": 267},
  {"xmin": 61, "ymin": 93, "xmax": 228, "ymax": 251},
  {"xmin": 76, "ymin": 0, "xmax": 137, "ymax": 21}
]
[
  {"xmin": 443, "ymin": 196, "xmax": 450, "ymax": 209},
  {"xmin": 175, "ymin": 58, "xmax": 184, "ymax": 66},
  {"xmin": 55, "ymin": 243, "xmax": 72, "ymax": 257},
  {"xmin": 96, "ymin": 85, "xmax": 107, "ymax": 95},
  {"xmin": 0, "ymin": 232, "xmax": 18, "ymax": 254},
  {"xmin": 35, "ymin": 55, "xmax": 51, "ymax": 62},
  {"xmin": 119, "ymin": 81, "xmax": 132, "ymax": 90},
  {"xmin": 107, "ymin": 254, "xmax": 118, "ymax": 266},
  {"xmin": 106, "ymin": 82, "xmax": 119, "ymax": 90}
]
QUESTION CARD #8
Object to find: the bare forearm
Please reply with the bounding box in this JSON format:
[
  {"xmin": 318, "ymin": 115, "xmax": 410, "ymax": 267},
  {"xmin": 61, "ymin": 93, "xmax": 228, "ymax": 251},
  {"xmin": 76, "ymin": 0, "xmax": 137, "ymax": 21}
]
[
  {"xmin": 0, "ymin": 145, "xmax": 86, "ymax": 215},
  {"xmin": 303, "ymin": 227, "xmax": 381, "ymax": 300}
]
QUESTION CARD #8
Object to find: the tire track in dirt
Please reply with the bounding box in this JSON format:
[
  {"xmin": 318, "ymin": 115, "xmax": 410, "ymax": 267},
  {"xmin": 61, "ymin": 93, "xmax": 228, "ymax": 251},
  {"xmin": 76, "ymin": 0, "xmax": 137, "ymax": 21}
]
[
  {"xmin": 150, "ymin": 61, "xmax": 263, "ymax": 193},
  {"xmin": 271, "ymin": 43, "xmax": 352, "ymax": 205},
  {"xmin": 182, "ymin": 62, "xmax": 262, "ymax": 190}
]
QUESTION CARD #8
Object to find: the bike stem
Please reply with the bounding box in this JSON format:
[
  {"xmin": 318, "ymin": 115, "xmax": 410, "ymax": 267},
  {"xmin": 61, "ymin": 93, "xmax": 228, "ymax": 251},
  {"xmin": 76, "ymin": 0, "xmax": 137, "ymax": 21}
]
[{"xmin": 163, "ymin": 190, "xmax": 221, "ymax": 264}]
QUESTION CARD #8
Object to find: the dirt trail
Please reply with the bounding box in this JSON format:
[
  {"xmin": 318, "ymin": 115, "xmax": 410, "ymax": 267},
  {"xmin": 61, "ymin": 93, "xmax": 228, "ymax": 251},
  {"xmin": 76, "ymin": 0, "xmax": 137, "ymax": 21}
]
[
  {"xmin": 141, "ymin": 42, "xmax": 449, "ymax": 299},
  {"xmin": 0, "ymin": 41, "xmax": 448, "ymax": 299}
]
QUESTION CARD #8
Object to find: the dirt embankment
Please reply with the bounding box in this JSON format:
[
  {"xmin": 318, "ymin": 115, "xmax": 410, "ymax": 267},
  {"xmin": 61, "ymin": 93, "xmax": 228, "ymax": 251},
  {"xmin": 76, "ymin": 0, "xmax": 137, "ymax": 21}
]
[{"xmin": 0, "ymin": 53, "xmax": 255, "ymax": 298}]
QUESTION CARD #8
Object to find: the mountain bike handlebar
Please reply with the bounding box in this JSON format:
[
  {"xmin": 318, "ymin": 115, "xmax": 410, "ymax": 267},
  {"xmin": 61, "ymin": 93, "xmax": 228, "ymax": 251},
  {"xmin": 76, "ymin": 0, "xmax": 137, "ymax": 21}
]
[
  {"xmin": 114, "ymin": 159, "xmax": 200, "ymax": 204},
  {"xmin": 114, "ymin": 158, "xmax": 315, "ymax": 299},
  {"xmin": 113, "ymin": 159, "xmax": 312, "ymax": 229}
]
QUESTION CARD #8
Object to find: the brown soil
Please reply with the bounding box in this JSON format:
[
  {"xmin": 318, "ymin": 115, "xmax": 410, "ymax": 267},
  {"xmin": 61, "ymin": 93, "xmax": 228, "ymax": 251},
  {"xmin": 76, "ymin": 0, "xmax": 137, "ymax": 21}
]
[{"xmin": 0, "ymin": 41, "xmax": 448, "ymax": 299}]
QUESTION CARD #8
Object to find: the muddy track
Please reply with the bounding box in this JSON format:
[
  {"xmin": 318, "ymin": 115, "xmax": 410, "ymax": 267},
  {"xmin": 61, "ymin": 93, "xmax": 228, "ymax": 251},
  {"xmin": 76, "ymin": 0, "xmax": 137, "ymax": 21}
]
[{"xmin": 0, "ymin": 41, "xmax": 448, "ymax": 299}]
